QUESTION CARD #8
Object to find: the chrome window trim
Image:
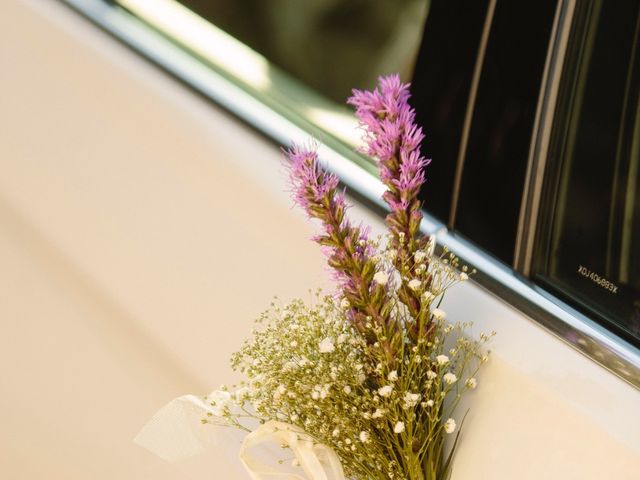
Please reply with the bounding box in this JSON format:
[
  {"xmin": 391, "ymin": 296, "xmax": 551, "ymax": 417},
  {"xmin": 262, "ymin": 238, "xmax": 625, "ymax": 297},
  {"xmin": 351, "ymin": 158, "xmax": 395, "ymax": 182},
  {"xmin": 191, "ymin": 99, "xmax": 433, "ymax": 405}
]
[{"xmin": 59, "ymin": 0, "xmax": 640, "ymax": 389}]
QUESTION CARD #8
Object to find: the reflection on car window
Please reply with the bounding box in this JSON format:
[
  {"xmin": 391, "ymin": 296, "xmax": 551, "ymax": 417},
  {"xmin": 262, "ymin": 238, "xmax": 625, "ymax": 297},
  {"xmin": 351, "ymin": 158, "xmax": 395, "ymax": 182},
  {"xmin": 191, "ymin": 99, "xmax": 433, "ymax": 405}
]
[{"xmin": 175, "ymin": 0, "xmax": 430, "ymax": 102}]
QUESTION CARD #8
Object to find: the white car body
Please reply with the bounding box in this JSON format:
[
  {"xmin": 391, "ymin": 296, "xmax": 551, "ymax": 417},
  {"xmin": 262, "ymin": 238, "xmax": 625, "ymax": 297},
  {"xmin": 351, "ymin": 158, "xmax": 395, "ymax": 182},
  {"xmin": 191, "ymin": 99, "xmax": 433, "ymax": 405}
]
[{"xmin": 0, "ymin": 1, "xmax": 638, "ymax": 478}]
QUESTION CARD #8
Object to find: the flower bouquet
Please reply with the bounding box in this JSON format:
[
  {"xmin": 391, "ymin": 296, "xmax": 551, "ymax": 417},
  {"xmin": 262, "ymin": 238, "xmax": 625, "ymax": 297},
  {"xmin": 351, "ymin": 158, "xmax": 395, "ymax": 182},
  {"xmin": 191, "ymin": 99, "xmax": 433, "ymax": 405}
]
[{"xmin": 136, "ymin": 75, "xmax": 493, "ymax": 480}]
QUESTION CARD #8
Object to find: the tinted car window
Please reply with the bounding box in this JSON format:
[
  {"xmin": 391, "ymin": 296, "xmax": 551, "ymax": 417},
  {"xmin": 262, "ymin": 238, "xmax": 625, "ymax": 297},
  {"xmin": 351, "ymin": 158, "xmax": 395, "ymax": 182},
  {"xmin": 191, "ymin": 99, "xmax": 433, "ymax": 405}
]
[
  {"xmin": 411, "ymin": 0, "xmax": 490, "ymax": 224},
  {"xmin": 534, "ymin": 0, "xmax": 640, "ymax": 345},
  {"xmin": 454, "ymin": 1, "xmax": 557, "ymax": 264},
  {"xmin": 177, "ymin": 0, "xmax": 429, "ymax": 103}
]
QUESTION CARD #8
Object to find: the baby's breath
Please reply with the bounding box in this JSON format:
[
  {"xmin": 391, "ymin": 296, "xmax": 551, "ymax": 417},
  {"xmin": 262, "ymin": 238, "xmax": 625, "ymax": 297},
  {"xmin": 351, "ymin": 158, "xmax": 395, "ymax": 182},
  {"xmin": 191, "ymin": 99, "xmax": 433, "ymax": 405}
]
[{"xmin": 214, "ymin": 243, "xmax": 491, "ymax": 480}]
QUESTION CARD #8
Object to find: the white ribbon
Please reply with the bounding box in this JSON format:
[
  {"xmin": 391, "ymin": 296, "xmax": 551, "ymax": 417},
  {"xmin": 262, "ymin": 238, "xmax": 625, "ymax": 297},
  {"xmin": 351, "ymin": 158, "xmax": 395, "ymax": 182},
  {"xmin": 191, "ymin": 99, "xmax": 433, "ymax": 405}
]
[
  {"xmin": 135, "ymin": 394, "xmax": 346, "ymax": 480},
  {"xmin": 239, "ymin": 421, "xmax": 345, "ymax": 480}
]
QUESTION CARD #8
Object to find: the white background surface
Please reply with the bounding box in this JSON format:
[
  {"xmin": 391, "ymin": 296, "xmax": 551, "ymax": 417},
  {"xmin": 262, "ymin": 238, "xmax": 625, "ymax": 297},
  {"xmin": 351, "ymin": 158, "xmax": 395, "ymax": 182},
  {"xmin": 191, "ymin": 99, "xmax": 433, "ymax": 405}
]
[{"xmin": 0, "ymin": 1, "xmax": 638, "ymax": 478}]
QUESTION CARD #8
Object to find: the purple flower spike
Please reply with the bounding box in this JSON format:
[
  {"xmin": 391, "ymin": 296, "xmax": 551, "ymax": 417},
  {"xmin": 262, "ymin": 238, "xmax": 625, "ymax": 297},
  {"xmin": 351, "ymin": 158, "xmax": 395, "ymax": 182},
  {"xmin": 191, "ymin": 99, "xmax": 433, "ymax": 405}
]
[
  {"xmin": 349, "ymin": 75, "xmax": 433, "ymax": 339},
  {"xmin": 285, "ymin": 144, "xmax": 394, "ymax": 342},
  {"xmin": 348, "ymin": 75, "xmax": 429, "ymax": 230},
  {"xmin": 287, "ymin": 143, "xmax": 344, "ymax": 223}
]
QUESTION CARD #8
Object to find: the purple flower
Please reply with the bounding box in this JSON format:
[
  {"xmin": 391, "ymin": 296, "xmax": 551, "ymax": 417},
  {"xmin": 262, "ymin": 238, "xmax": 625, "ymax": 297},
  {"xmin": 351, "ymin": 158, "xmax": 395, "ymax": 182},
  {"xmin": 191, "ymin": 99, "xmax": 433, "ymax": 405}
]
[
  {"xmin": 285, "ymin": 144, "xmax": 393, "ymax": 338},
  {"xmin": 349, "ymin": 75, "xmax": 433, "ymax": 339},
  {"xmin": 285, "ymin": 74, "xmax": 435, "ymax": 345},
  {"xmin": 286, "ymin": 143, "xmax": 344, "ymax": 225},
  {"xmin": 348, "ymin": 75, "xmax": 429, "ymax": 225}
]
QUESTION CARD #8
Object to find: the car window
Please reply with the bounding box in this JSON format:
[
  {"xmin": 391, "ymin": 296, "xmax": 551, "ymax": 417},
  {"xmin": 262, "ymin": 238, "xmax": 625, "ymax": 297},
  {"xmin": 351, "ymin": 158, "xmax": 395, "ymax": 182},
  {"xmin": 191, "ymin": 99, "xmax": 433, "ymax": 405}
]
[
  {"xmin": 534, "ymin": 1, "xmax": 640, "ymax": 346},
  {"xmin": 175, "ymin": 0, "xmax": 429, "ymax": 103}
]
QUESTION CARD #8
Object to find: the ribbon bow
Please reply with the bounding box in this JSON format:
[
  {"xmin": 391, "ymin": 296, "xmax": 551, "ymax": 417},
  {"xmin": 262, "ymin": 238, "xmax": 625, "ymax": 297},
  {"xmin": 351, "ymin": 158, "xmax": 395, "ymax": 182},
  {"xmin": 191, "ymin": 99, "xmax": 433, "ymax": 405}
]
[{"xmin": 135, "ymin": 394, "xmax": 346, "ymax": 480}]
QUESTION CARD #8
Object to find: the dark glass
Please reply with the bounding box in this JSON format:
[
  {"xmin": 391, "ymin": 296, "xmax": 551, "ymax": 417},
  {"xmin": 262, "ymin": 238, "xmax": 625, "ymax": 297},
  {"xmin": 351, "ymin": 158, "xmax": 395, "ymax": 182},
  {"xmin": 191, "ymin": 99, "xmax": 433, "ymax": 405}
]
[
  {"xmin": 454, "ymin": 1, "xmax": 558, "ymax": 264},
  {"xmin": 534, "ymin": 1, "xmax": 640, "ymax": 345},
  {"xmin": 411, "ymin": 0, "xmax": 491, "ymax": 223},
  {"xmin": 174, "ymin": 0, "xmax": 430, "ymax": 103}
]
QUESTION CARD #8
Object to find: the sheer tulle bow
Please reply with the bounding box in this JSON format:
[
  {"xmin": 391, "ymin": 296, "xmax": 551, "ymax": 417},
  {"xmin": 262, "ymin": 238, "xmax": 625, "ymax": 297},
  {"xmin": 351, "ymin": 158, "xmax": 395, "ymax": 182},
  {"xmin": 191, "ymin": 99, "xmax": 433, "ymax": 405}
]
[{"xmin": 135, "ymin": 394, "xmax": 346, "ymax": 480}]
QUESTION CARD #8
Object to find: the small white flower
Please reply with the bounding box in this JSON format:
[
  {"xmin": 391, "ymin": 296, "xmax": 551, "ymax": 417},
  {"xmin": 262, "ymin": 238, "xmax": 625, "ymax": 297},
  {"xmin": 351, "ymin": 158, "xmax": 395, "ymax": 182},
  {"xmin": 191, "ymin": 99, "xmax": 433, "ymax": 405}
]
[
  {"xmin": 435, "ymin": 354, "xmax": 450, "ymax": 366},
  {"xmin": 432, "ymin": 308, "xmax": 447, "ymax": 321},
  {"xmin": 337, "ymin": 333, "xmax": 348, "ymax": 344},
  {"xmin": 466, "ymin": 377, "xmax": 478, "ymax": 389},
  {"xmin": 460, "ymin": 272, "xmax": 469, "ymax": 281},
  {"xmin": 345, "ymin": 438, "xmax": 351, "ymax": 445},
  {"xmin": 403, "ymin": 392, "xmax": 421, "ymax": 408},
  {"xmin": 340, "ymin": 298, "xmax": 350, "ymax": 309},
  {"xmin": 422, "ymin": 291, "xmax": 435, "ymax": 303},
  {"xmin": 426, "ymin": 370, "xmax": 438, "ymax": 380},
  {"xmin": 359, "ymin": 431, "xmax": 370, "ymax": 443},
  {"xmin": 414, "ymin": 250, "xmax": 427, "ymax": 263},
  {"xmin": 388, "ymin": 370, "xmax": 398, "ymax": 382},
  {"xmin": 378, "ymin": 385, "xmax": 394, "ymax": 397},
  {"xmin": 394, "ymin": 421, "xmax": 405, "ymax": 434},
  {"xmin": 425, "ymin": 399, "xmax": 434, "ymax": 407},
  {"xmin": 372, "ymin": 408, "xmax": 385, "ymax": 419},
  {"xmin": 332, "ymin": 428, "xmax": 340, "ymax": 437},
  {"xmin": 290, "ymin": 413, "xmax": 299, "ymax": 422},
  {"xmin": 343, "ymin": 385, "xmax": 352, "ymax": 394},
  {"xmin": 408, "ymin": 279, "xmax": 422, "ymax": 291},
  {"xmin": 373, "ymin": 271, "xmax": 389, "ymax": 286},
  {"xmin": 311, "ymin": 391, "xmax": 319, "ymax": 400},
  {"xmin": 319, "ymin": 384, "xmax": 330, "ymax": 399},
  {"xmin": 319, "ymin": 337, "xmax": 335, "ymax": 353},
  {"xmin": 283, "ymin": 361, "xmax": 297, "ymax": 372},
  {"xmin": 443, "ymin": 373, "xmax": 458, "ymax": 385},
  {"xmin": 444, "ymin": 418, "xmax": 456, "ymax": 434},
  {"xmin": 289, "ymin": 340, "xmax": 298, "ymax": 347}
]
